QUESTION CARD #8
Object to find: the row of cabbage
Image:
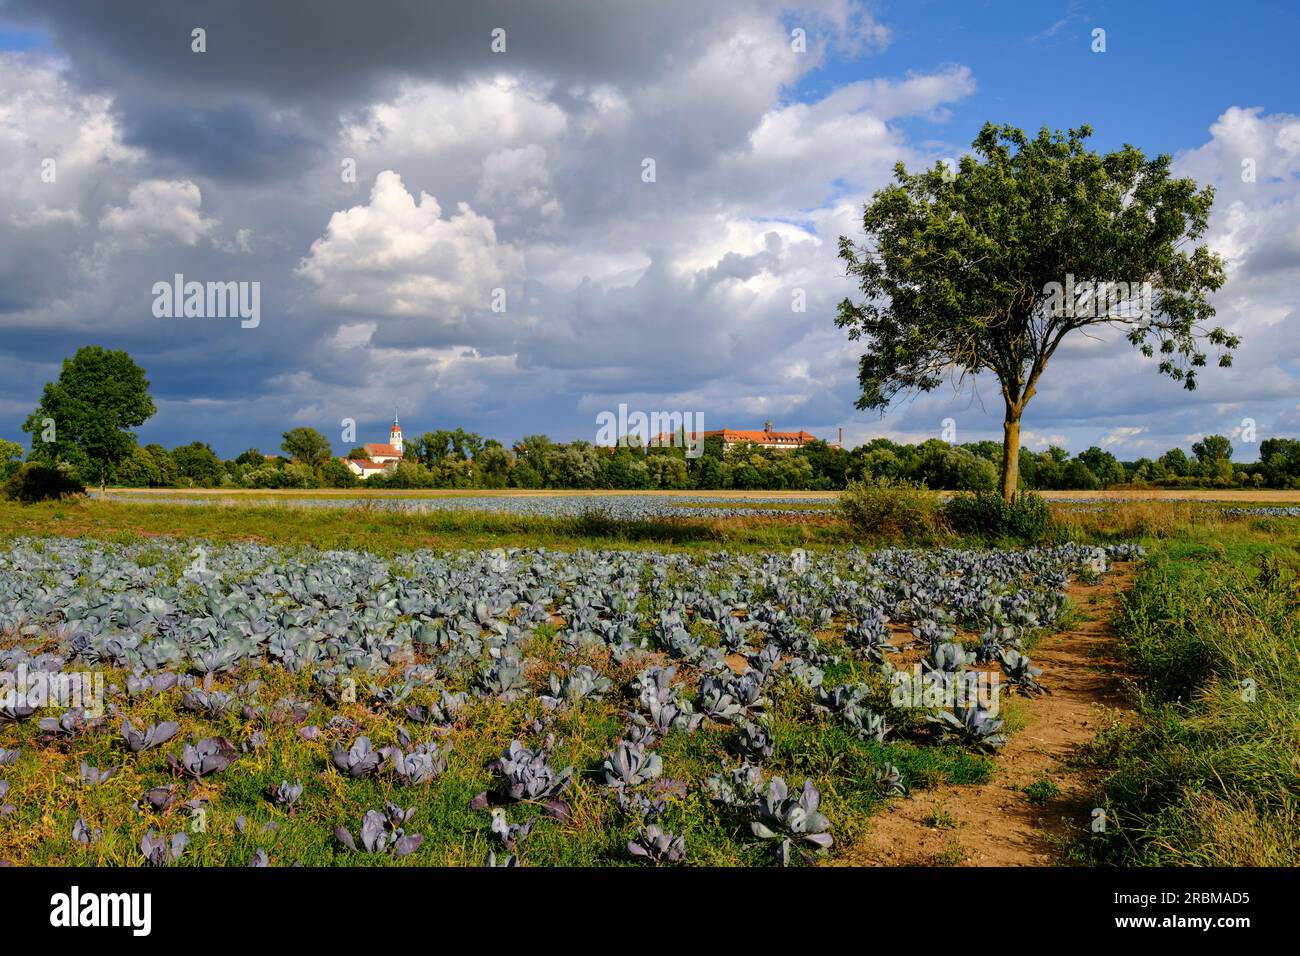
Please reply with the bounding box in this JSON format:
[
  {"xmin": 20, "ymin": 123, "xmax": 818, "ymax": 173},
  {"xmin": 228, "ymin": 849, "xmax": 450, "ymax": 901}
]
[
  {"xmin": 105, "ymin": 493, "xmax": 837, "ymax": 519},
  {"xmin": 0, "ymin": 536, "xmax": 1141, "ymax": 865}
]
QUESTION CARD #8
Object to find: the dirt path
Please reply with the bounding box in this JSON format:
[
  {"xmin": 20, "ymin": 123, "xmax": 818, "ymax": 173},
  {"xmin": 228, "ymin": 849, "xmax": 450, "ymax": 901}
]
[{"xmin": 839, "ymin": 566, "xmax": 1135, "ymax": 866}]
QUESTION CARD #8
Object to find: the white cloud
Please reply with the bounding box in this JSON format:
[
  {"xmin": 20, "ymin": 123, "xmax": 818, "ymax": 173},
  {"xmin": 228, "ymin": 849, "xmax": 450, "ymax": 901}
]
[
  {"xmin": 99, "ymin": 179, "xmax": 218, "ymax": 245},
  {"xmin": 297, "ymin": 170, "xmax": 523, "ymax": 319}
]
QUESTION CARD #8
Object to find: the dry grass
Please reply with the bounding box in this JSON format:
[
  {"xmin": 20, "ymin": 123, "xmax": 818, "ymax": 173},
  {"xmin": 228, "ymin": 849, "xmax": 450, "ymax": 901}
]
[{"xmin": 1050, "ymin": 501, "xmax": 1220, "ymax": 541}]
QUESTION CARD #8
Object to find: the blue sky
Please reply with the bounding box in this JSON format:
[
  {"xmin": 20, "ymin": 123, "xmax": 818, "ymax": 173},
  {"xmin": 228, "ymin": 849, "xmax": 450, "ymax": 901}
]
[
  {"xmin": 796, "ymin": 0, "xmax": 1300, "ymax": 155},
  {"xmin": 0, "ymin": 0, "xmax": 1296, "ymax": 461}
]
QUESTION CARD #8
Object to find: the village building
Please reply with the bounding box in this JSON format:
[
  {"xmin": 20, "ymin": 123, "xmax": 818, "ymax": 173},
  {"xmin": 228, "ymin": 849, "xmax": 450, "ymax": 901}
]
[
  {"xmin": 343, "ymin": 414, "xmax": 405, "ymax": 479},
  {"xmin": 654, "ymin": 421, "xmax": 817, "ymax": 452}
]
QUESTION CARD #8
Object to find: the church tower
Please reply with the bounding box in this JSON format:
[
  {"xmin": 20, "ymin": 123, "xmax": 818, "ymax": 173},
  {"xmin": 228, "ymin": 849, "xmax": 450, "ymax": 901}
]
[{"xmin": 390, "ymin": 410, "xmax": 403, "ymax": 454}]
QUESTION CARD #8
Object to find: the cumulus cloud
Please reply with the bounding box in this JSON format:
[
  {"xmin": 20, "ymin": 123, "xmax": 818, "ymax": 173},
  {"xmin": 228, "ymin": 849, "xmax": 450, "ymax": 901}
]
[
  {"xmin": 99, "ymin": 179, "xmax": 218, "ymax": 245},
  {"xmin": 297, "ymin": 170, "xmax": 523, "ymax": 320}
]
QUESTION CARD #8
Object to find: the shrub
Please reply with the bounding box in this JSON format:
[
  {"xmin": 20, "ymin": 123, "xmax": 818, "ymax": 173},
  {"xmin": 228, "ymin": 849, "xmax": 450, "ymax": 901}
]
[
  {"xmin": 944, "ymin": 490, "xmax": 1051, "ymax": 543},
  {"xmin": 839, "ymin": 478, "xmax": 947, "ymax": 543},
  {"xmin": 2, "ymin": 463, "xmax": 85, "ymax": 502}
]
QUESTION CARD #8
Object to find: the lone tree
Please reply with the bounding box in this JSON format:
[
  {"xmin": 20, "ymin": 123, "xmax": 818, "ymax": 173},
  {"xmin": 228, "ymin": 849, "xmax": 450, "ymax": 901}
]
[
  {"xmin": 23, "ymin": 346, "xmax": 157, "ymax": 494},
  {"xmin": 281, "ymin": 427, "xmax": 333, "ymax": 469},
  {"xmin": 837, "ymin": 123, "xmax": 1237, "ymax": 501}
]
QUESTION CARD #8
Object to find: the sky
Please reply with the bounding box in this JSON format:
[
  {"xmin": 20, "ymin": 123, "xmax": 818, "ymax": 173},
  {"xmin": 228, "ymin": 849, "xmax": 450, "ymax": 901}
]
[{"xmin": 0, "ymin": 0, "xmax": 1297, "ymax": 462}]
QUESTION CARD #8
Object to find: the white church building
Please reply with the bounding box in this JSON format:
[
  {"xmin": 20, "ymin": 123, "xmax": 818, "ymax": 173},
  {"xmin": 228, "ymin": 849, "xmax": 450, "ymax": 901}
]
[{"xmin": 343, "ymin": 414, "xmax": 405, "ymax": 479}]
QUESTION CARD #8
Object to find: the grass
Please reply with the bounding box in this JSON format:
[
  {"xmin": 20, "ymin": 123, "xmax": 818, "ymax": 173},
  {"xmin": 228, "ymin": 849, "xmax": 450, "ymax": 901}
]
[
  {"xmin": 1078, "ymin": 520, "xmax": 1300, "ymax": 866},
  {"xmin": 1023, "ymin": 778, "xmax": 1061, "ymax": 806},
  {"xmin": 925, "ymin": 808, "xmax": 959, "ymax": 829},
  {"xmin": 0, "ymin": 498, "xmax": 850, "ymax": 556}
]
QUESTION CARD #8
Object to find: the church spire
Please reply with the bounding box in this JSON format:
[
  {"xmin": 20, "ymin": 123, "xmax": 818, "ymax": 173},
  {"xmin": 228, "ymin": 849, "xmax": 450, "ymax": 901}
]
[{"xmin": 390, "ymin": 408, "xmax": 403, "ymax": 454}]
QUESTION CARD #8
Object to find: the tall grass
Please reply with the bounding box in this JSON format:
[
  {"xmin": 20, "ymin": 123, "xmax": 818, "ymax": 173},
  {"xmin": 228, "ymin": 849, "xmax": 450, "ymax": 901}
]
[
  {"xmin": 838, "ymin": 479, "xmax": 949, "ymax": 544},
  {"xmin": 1083, "ymin": 535, "xmax": 1300, "ymax": 865},
  {"xmin": 0, "ymin": 498, "xmax": 840, "ymax": 556}
]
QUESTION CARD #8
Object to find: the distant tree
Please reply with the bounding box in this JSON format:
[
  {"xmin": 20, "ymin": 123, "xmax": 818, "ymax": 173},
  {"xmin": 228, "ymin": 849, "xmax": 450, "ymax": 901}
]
[
  {"xmin": 511, "ymin": 435, "xmax": 555, "ymax": 488},
  {"xmin": 320, "ymin": 458, "xmax": 359, "ymax": 488},
  {"xmin": 234, "ymin": 447, "xmax": 265, "ymax": 468},
  {"xmin": 474, "ymin": 443, "xmax": 513, "ymax": 488},
  {"xmin": 0, "ymin": 439, "xmax": 22, "ymax": 480},
  {"xmin": 550, "ymin": 442, "xmax": 603, "ymax": 488},
  {"xmin": 22, "ymin": 346, "xmax": 157, "ymax": 493},
  {"xmin": 281, "ymin": 462, "xmax": 319, "ymax": 488},
  {"xmin": 1158, "ymin": 447, "xmax": 1193, "ymax": 478},
  {"xmin": 112, "ymin": 445, "xmax": 162, "ymax": 487},
  {"xmin": 604, "ymin": 452, "xmax": 651, "ymax": 489},
  {"xmin": 1192, "ymin": 434, "xmax": 1234, "ymax": 482},
  {"xmin": 245, "ymin": 466, "xmax": 290, "ymax": 489},
  {"xmin": 795, "ymin": 439, "xmax": 851, "ymax": 488},
  {"xmin": 646, "ymin": 454, "xmax": 690, "ymax": 489},
  {"xmin": 837, "ymin": 122, "xmax": 1235, "ymax": 501},
  {"xmin": 1192, "ymin": 434, "xmax": 1233, "ymax": 465},
  {"xmin": 854, "ymin": 447, "xmax": 904, "ymax": 484},
  {"xmin": 692, "ymin": 454, "xmax": 728, "ymax": 489},
  {"xmin": 1061, "ymin": 459, "xmax": 1100, "ymax": 490},
  {"xmin": 346, "ymin": 446, "xmax": 368, "ymax": 460},
  {"xmin": 281, "ymin": 427, "xmax": 332, "ymax": 468},
  {"xmin": 1259, "ymin": 437, "xmax": 1300, "ymax": 488},
  {"xmin": 960, "ymin": 440, "xmax": 1004, "ymax": 465},
  {"xmin": 143, "ymin": 444, "xmax": 178, "ymax": 486},
  {"xmin": 1076, "ymin": 446, "xmax": 1126, "ymax": 486},
  {"xmin": 171, "ymin": 442, "xmax": 225, "ymax": 486}
]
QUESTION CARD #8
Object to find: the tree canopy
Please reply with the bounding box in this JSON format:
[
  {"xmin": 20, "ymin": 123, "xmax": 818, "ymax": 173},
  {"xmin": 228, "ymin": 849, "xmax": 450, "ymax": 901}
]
[
  {"xmin": 837, "ymin": 122, "xmax": 1237, "ymax": 500},
  {"xmin": 281, "ymin": 427, "xmax": 333, "ymax": 467},
  {"xmin": 22, "ymin": 346, "xmax": 156, "ymax": 492}
]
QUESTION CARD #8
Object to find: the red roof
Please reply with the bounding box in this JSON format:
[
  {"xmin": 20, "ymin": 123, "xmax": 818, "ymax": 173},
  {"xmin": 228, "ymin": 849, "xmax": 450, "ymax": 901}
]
[
  {"xmin": 708, "ymin": 428, "xmax": 815, "ymax": 443},
  {"xmin": 345, "ymin": 458, "xmax": 390, "ymax": 471},
  {"xmin": 363, "ymin": 443, "xmax": 402, "ymax": 457},
  {"xmin": 652, "ymin": 426, "xmax": 816, "ymax": 446}
]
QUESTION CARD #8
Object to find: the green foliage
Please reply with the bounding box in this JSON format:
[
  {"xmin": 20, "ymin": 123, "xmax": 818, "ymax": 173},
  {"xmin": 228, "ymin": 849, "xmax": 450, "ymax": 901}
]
[
  {"xmin": 838, "ymin": 478, "xmax": 948, "ymax": 543},
  {"xmin": 1076, "ymin": 447, "xmax": 1126, "ymax": 487},
  {"xmin": 111, "ymin": 445, "xmax": 164, "ymax": 487},
  {"xmin": 943, "ymin": 490, "xmax": 1051, "ymax": 543},
  {"xmin": 0, "ymin": 439, "xmax": 22, "ymax": 481},
  {"xmin": 319, "ymin": 457, "xmax": 360, "ymax": 488},
  {"xmin": 838, "ymin": 122, "xmax": 1235, "ymax": 499},
  {"xmin": 170, "ymin": 442, "xmax": 225, "ymax": 487},
  {"xmin": 1023, "ymin": 778, "xmax": 1060, "ymax": 805},
  {"xmin": 234, "ymin": 448, "xmax": 265, "ymax": 468},
  {"xmin": 1085, "ymin": 534, "xmax": 1300, "ymax": 865},
  {"xmin": 22, "ymin": 346, "xmax": 156, "ymax": 490},
  {"xmin": 280, "ymin": 427, "xmax": 333, "ymax": 468},
  {"xmin": 2, "ymin": 462, "xmax": 84, "ymax": 502}
]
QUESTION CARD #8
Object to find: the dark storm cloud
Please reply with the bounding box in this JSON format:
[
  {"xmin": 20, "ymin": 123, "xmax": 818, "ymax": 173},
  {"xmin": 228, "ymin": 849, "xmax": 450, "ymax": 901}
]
[
  {"xmin": 121, "ymin": 102, "xmax": 319, "ymax": 182},
  {"xmin": 6, "ymin": 0, "xmax": 770, "ymax": 109}
]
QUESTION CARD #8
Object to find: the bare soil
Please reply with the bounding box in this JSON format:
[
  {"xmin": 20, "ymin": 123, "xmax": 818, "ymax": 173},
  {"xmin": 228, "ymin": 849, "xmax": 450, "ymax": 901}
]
[{"xmin": 835, "ymin": 566, "xmax": 1136, "ymax": 867}]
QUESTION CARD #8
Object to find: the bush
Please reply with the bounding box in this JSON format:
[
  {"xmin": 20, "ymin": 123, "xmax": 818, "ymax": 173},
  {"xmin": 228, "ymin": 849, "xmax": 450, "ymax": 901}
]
[
  {"xmin": 944, "ymin": 490, "xmax": 1051, "ymax": 543},
  {"xmin": 2, "ymin": 463, "xmax": 85, "ymax": 502},
  {"xmin": 839, "ymin": 478, "xmax": 947, "ymax": 543}
]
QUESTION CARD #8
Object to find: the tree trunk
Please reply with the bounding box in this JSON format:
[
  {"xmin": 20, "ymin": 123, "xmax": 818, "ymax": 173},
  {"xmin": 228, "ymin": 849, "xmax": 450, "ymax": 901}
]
[{"xmin": 1000, "ymin": 408, "xmax": 1021, "ymax": 503}]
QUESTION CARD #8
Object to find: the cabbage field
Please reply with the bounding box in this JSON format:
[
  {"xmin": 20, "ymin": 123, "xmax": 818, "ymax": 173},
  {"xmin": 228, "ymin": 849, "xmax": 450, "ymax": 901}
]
[
  {"xmin": 105, "ymin": 492, "xmax": 838, "ymax": 519},
  {"xmin": 0, "ymin": 535, "xmax": 1141, "ymax": 866}
]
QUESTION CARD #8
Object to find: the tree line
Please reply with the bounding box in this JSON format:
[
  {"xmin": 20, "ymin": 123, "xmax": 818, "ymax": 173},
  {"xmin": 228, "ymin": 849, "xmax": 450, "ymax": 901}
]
[
  {"xmin": 8, "ymin": 347, "xmax": 1298, "ymax": 499},
  {"xmin": 86, "ymin": 431, "xmax": 1300, "ymax": 492}
]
